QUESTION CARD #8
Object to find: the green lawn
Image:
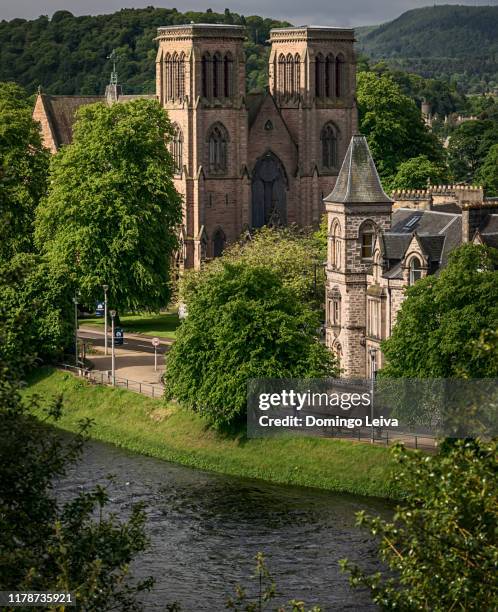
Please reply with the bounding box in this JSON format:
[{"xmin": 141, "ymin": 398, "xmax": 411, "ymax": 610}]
[
  {"xmin": 83, "ymin": 310, "xmax": 180, "ymax": 339},
  {"xmin": 24, "ymin": 367, "xmax": 401, "ymax": 499}
]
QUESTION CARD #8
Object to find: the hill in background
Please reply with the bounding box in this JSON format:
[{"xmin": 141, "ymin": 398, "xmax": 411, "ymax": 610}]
[
  {"xmin": 356, "ymin": 5, "xmax": 498, "ymax": 93},
  {"xmin": 0, "ymin": 7, "xmax": 289, "ymax": 95}
]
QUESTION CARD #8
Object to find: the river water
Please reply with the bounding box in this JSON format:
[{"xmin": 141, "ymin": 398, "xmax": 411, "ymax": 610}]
[{"xmin": 56, "ymin": 439, "xmax": 392, "ymax": 611}]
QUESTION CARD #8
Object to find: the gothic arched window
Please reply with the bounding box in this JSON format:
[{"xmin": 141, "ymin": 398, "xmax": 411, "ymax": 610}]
[
  {"xmin": 202, "ymin": 52, "xmax": 212, "ymax": 98},
  {"xmin": 285, "ymin": 53, "xmax": 294, "ymax": 97},
  {"xmin": 278, "ymin": 54, "xmax": 285, "ymax": 95},
  {"xmin": 321, "ymin": 123, "xmax": 338, "ymax": 169},
  {"xmin": 360, "ymin": 222, "xmax": 375, "ymax": 260},
  {"xmin": 164, "ymin": 53, "xmax": 172, "ymax": 100},
  {"xmin": 409, "ymin": 257, "xmax": 423, "ymax": 285},
  {"xmin": 212, "ymin": 52, "xmax": 222, "ymax": 98},
  {"xmin": 170, "ymin": 125, "xmax": 183, "ymax": 174},
  {"xmin": 171, "ymin": 53, "xmax": 178, "ymax": 98},
  {"xmin": 294, "ymin": 53, "xmax": 300, "ymax": 96},
  {"xmin": 329, "ymin": 220, "xmax": 341, "ymax": 269},
  {"xmin": 224, "ymin": 52, "xmax": 233, "ymax": 98},
  {"xmin": 335, "ymin": 54, "xmax": 346, "ymax": 98},
  {"xmin": 325, "ymin": 54, "xmax": 334, "ymax": 98},
  {"xmin": 207, "ymin": 123, "xmax": 228, "ymax": 174},
  {"xmin": 178, "ymin": 52, "xmax": 185, "ymax": 98},
  {"xmin": 315, "ymin": 53, "xmax": 325, "ymax": 97},
  {"xmin": 213, "ymin": 228, "xmax": 226, "ymax": 258}
]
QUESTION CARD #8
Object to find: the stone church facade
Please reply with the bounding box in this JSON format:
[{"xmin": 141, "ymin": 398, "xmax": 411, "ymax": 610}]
[
  {"xmin": 33, "ymin": 23, "xmax": 358, "ymax": 269},
  {"xmin": 324, "ymin": 135, "xmax": 498, "ymax": 378}
]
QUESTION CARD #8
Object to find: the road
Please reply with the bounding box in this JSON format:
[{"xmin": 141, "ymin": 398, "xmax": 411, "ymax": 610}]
[{"xmin": 78, "ymin": 330, "xmax": 168, "ymax": 355}]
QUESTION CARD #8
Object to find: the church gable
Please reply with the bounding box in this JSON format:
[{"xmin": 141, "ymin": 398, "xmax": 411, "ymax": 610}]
[{"xmin": 247, "ymin": 92, "xmax": 298, "ymax": 177}]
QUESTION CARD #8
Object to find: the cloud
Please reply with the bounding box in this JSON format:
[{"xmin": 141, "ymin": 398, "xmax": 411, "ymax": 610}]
[{"xmin": 1, "ymin": 0, "xmax": 497, "ymax": 26}]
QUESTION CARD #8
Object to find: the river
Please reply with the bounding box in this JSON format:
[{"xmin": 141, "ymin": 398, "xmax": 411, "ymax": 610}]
[{"xmin": 56, "ymin": 438, "xmax": 392, "ymax": 611}]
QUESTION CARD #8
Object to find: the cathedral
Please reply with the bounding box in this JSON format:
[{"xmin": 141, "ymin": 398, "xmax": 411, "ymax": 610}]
[{"xmin": 33, "ymin": 23, "xmax": 358, "ymax": 269}]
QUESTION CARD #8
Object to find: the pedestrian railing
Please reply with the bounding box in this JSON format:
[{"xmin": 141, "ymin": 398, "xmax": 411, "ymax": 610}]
[{"xmin": 59, "ymin": 364, "xmax": 164, "ymax": 399}]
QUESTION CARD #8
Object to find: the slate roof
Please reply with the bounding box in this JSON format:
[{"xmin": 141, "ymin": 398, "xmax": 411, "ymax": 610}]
[
  {"xmin": 380, "ymin": 233, "xmax": 412, "ymax": 260},
  {"xmin": 324, "ymin": 135, "xmax": 393, "ymax": 204},
  {"xmin": 40, "ymin": 94, "xmax": 104, "ymax": 147},
  {"xmin": 246, "ymin": 92, "xmax": 266, "ymax": 128},
  {"xmin": 38, "ymin": 92, "xmax": 156, "ymax": 148},
  {"xmin": 480, "ymin": 214, "xmax": 498, "ymax": 233}
]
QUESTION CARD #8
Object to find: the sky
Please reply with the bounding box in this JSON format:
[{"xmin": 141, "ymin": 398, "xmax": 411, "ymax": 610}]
[{"xmin": 0, "ymin": 0, "xmax": 497, "ymax": 27}]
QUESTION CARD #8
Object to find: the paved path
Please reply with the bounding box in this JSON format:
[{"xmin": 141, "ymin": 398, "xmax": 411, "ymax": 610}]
[{"xmin": 78, "ymin": 326, "xmax": 172, "ymax": 386}]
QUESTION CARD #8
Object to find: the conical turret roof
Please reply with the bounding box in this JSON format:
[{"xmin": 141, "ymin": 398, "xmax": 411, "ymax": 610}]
[{"xmin": 324, "ymin": 135, "xmax": 392, "ymax": 204}]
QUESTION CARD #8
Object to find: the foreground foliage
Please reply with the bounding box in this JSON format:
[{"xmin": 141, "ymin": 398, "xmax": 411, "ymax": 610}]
[
  {"xmin": 0, "ymin": 82, "xmax": 49, "ymax": 261},
  {"xmin": 227, "ymin": 553, "xmax": 322, "ymax": 612},
  {"xmin": 166, "ymin": 262, "xmax": 336, "ymax": 428},
  {"xmin": 381, "ymin": 244, "xmax": 498, "ymax": 378},
  {"xmin": 341, "ymin": 440, "xmax": 498, "ymax": 611},
  {"xmin": 0, "ymin": 357, "xmax": 153, "ymax": 610}
]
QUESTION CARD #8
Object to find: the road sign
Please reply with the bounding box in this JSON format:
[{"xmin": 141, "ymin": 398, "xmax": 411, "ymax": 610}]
[{"xmin": 151, "ymin": 337, "xmax": 160, "ymax": 347}]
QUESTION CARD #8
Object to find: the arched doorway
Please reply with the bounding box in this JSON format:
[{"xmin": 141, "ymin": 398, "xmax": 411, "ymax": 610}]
[{"xmin": 251, "ymin": 152, "xmax": 287, "ymax": 228}]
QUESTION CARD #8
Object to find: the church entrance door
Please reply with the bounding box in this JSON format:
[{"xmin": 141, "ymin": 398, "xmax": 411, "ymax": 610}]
[{"xmin": 251, "ymin": 152, "xmax": 287, "ymax": 228}]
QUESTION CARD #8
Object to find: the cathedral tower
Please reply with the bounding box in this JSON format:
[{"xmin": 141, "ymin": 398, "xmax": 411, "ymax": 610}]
[
  {"xmin": 156, "ymin": 24, "xmax": 248, "ymax": 269},
  {"xmin": 324, "ymin": 135, "xmax": 392, "ymax": 378},
  {"xmin": 267, "ymin": 27, "xmax": 358, "ymax": 226}
]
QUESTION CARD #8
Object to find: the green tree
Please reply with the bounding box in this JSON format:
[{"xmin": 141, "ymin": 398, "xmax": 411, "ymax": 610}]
[
  {"xmin": 0, "ymin": 357, "xmax": 153, "ymax": 610},
  {"xmin": 166, "ymin": 262, "xmax": 336, "ymax": 428},
  {"xmin": 381, "ymin": 244, "xmax": 498, "ymax": 378},
  {"xmin": 357, "ymin": 72, "xmax": 444, "ymax": 180},
  {"xmin": 390, "ymin": 155, "xmax": 449, "ymax": 191},
  {"xmin": 341, "ymin": 440, "xmax": 498, "ymax": 611},
  {"xmin": 0, "ymin": 82, "xmax": 49, "ymax": 260},
  {"xmin": 35, "ymin": 99, "xmax": 182, "ymax": 312},
  {"xmin": 180, "ymin": 226, "xmax": 326, "ymax": 311},
  {"xmin": 0, "ymin": 253, "xmax": 74, "ymax": 369},
  {"xmin": 447, "ymin": 120, "xmax": 498, "ymax": 183},
  {"xmin": 476, "ymin": 143, "xmax": 498, "ymax": 196}
]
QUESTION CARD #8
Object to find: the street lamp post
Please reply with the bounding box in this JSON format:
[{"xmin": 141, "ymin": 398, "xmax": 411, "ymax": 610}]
[
  {"xmin": 110, "ymin": 309, "xmax": 116, "ymax": 385},
  {"xmin": 368, "ymin": 347, "xmax": 377, "ymax": 444},
  {"xmin": 72, "ymin": 292, "xmax": 80, "ymax": 367},
  {"xmin": 103, "ymin": 284, "xmax": 109, "ymax": 355}
]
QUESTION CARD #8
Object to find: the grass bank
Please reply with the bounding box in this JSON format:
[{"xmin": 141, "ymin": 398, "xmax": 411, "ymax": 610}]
[
  {"xmin": 25, "ymin": 368, "xmax": 400, "ymax": 499},
  {"xmin": 83, "ymin": 310, "xmax": 180, "ymax": 339}
]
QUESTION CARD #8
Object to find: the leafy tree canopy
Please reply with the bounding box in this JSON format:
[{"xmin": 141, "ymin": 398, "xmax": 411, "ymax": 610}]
[
  {"xmin": 0, "ymin": 81, "xmax": 49, "ymax": 260},
  {"xmin": 180, "ymin": 226, "xmax": 326, "ymax": 311},
  {"xmin": 476, "ymin": 143, "xmax": 498, "ymax": 196},
  {"xmin": 166, "ymin": 262, "xmax": 337, "ymax": 428},
  {"xmin": 341, "ymin": 439, "xmax": 498, "ymax": 611},
  {"xmin": 447, "ymin": 119, "xmax": 498, "ymax": 183},
  {"xmin": 35, "ymin": 99, "xmax": 182, "ymax": 313},
  {"xmin": 0, "ymin": 253, "xmax": 74, "ymax": 369},
  {"xmin": 357, "ymin": 71, "xmax": 444, "ymax": 180},
  {"xmin": 390, "ymin": 155, "xmax": 449, "ymax": 191},
  {"xmin": 381, "ymin": 244, "xmax": 498, "ymax": 378}
]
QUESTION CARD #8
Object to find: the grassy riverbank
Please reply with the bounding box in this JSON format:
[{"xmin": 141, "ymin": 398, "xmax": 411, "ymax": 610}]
[{"xmin": 24, "ymin": 368, "xmax": 400, "ymax": 499}]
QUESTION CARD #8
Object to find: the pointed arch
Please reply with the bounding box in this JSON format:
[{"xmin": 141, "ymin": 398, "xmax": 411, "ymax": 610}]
[
  {"xmin": 206, "ymin": 122, "xmax": 229, "ymax": 174},
  {"xmin": 278, "ymin": 53, "xmax": 286, "ymax": 96},
  {"xmin": 321, "ymin": 122, "xmax": 339, "ymax": 169},
  {"xmin": 285, "ymin": 53, "xmax": 294, "ymax": 98},
  {"xmin": 335, "ymin": 53, "xmax": 346, "ymax": 98},
  {"xmin": 178, "ymin": 52, "xmax": 185, "ymax": 98},
  {"xmin": 294, "ymin": 53, "xmax": 300, "ymax": 96},
  {"xmin": 213, "ymin": 51, "xmax": 223, "ymax": 98},
  {"xmin": 358, "ymin": 219, "xmax": 376, "ymax": 260},
  {"xmin": 164, "ymin": 52, "xmax": 172, "ymax": 100},
  {"xmin": 224, "ymin": 52, "xmax": 234, "ymax": 98},
  {"xmin": 170, "ymin": 123, "xmax": 183, "ymax": 174},
  {"xmin": 329, "ymin": 218, "xmax": 341, "ymax": 269},
  {"xmin": 202, "ymin": 52, "xmax": 212, "ymax": 98},
  {"xmin": 171, "ymin": 52, "xmax": 178, "ymax": 99},
  {"xmin": 325, "ymin": 53, "xmax": 334, "ymax": 98},
  {"xmin": 315, "ymin": 53, "xmax": 325, "ymax": 97},
  {"xmin": 212, "ymin": 227, "xmax": 226, "ymax": 258}
]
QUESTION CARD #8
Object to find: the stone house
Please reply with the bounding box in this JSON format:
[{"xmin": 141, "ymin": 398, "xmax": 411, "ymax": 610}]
[
  {"xmin": 33, "ymin": 23, "xmax": 358, "ymax": 269},
  {"xmin": 324, "ymin": 135, "xmax": 498, "ymax": 378}
]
